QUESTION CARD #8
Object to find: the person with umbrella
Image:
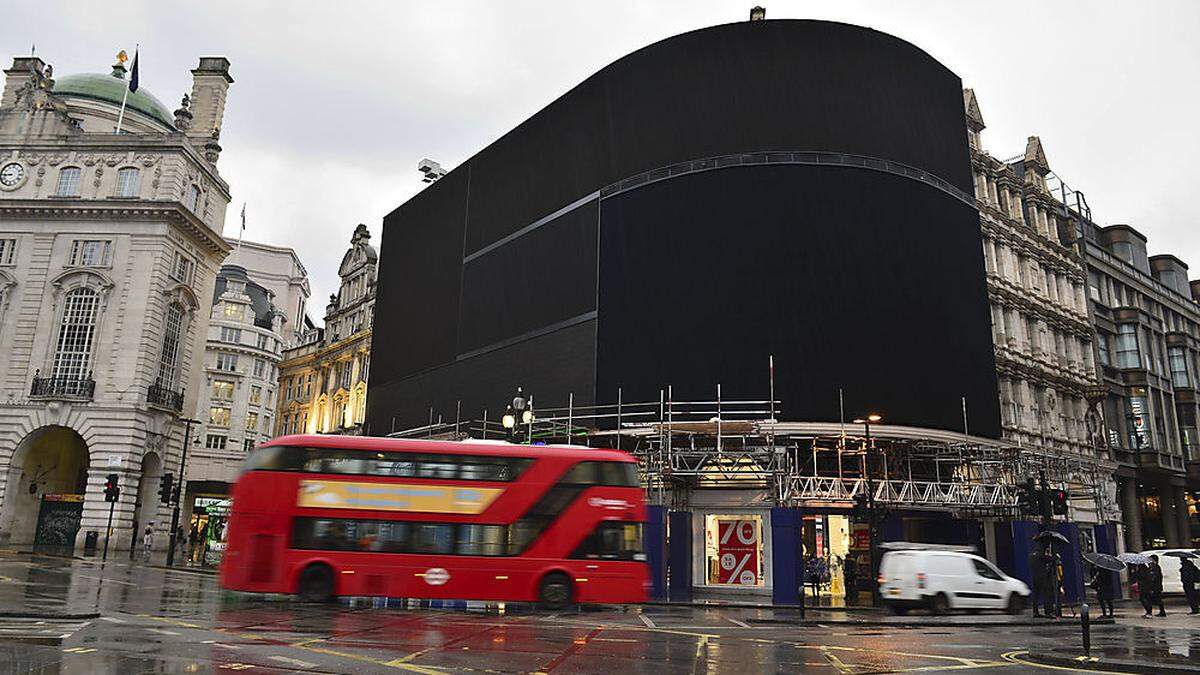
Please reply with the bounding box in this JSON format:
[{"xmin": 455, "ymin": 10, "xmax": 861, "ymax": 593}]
[
  {"xmin": 1028, "ymin": 545, "xmax": 1048, "ymax": 617},
  {"xmin": 1032, "ymin": 531, "xmax": 1067, "ymax": 618},
  {"xmin": 1083, "ymin": 552, "xmax": 1122, "ymax": 618}
]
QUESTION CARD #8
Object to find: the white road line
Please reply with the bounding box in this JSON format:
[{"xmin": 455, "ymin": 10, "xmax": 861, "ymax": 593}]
[
  {"xmin": 638, "ymin": 613, "xmax": 656, "ymax": 628},
  {"xmin": 146, "ymin": 628, "xmax": 181, "ymax": 636},
  {"xmin": 98, "ymin": 617, "xmax": 125, "ymax": 623},
  {"xmin": 269, "ymin": 655, "xmax": 319, "ymax": 668},
  {"xmin": 727, "ymin": 617, "xmax": 750, "ymax": 628}
]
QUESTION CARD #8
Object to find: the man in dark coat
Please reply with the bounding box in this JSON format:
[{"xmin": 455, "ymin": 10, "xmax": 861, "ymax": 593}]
[
  {"xmin": 1146, "ymin": 555, "xmax": 1166, "ymax": 617},
  {"xmin": 1029, "ymin": 547, "xmax": 1047, "ymax": 617},
  {"xmin": 1181, "ymin": 557, "xmax": 1200, "ymax": 615}
]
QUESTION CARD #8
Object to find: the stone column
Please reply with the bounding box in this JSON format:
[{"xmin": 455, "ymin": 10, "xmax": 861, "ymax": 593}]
[
  {"xmin": 1161, "ymin": 483, "xmax": 1182, "ymax": 548},
  {"xmin": 1176, "ymin": 486, "xmax": 1193, "ymax": 547},
  {"xmin": 1120, "ymin": 479, "xmax": 1143, "ymax": 551}
]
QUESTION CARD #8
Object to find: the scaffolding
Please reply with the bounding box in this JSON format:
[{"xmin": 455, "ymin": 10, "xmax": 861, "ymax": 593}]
[{"xmin": 388, "ymin": 389, "xmax": 1120, "ymax": 524}]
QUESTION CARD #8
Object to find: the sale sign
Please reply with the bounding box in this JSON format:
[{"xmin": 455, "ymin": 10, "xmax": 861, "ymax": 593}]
[{"xmin": 717, "ymin": 520, "xmax": 759, "ymax": 585}]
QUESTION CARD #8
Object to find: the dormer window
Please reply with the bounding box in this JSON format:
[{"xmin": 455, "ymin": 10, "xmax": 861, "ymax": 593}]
[
  {"xmin": 116, "ymin": 167, "xmax": 140, "ymax": 198},
  {"xmin": 55, "ymin": 167, "xmax": 82, "ymax": 197}
]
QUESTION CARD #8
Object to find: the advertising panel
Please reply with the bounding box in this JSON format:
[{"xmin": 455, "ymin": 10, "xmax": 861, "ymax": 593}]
[
  {"xmin": 297, "ymin": 480, "xmax": 503, "ymax": 515},
  {"xmin": 717, "ymin": 519, "xmax": 760, "ymax": 585}
]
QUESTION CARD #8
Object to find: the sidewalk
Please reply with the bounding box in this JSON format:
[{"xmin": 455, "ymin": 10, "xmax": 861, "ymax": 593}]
[{"xmin": 1018, "ymin": 649, "xmax": 1200, "ymax": 674}]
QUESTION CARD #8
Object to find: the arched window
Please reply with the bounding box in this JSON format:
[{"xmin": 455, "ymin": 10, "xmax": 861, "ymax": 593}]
[
  {"xmin": 55, "ymin": 167, "xmax": 82, "ymax": 197},
  {"xmin": 185, "ymin": 184, "xmax": 201, "ymax": 211},
  {"xmin": 116, "ymin": 167, "xmax": 140, "ymax": 198},
  {"xmin": 157, "ymin": 303, "xmax": 184, "ymax": 388},
  {"xmin": 52, "ymin": 287, "xmax": 99, "ymax": 383}
]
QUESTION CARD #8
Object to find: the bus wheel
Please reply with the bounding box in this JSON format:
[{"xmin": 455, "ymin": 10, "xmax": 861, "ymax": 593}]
[
  {"xmin": 298, "ymin": 564, "xmax": 335, "ymax": 603},
  {"xmin": 538, "ymin": 572, "xmax": 573, "ymax": 610}
]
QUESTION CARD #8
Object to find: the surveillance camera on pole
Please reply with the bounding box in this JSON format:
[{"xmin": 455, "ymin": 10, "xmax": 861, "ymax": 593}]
[{"xmin": 418, "ymin": 158, "xmax": 446, "ymax": 183}]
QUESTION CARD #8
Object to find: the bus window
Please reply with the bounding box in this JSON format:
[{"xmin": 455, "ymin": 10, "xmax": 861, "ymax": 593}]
[
  {"xmin": 416, "ymin": 455, "xmax": 458, "ymax": 480},
  {"xmin": 564, "ymin": 461, "xmax": 639, "ymax": 486},
  {"xmin": 571, "ymin": 522, "xmax": 644, "ymax": 560},
  {"xmin": 456, "ymin": 524, "xmax": 507, "ymax": 556},
  {"xmin": 410, "ymin": 523, "xmax": 455, "ymax": 554}
]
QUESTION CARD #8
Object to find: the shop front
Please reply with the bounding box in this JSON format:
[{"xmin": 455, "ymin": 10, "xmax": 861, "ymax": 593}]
[{"xmin": 187, "ymin": 496, "xmax": 231, "ymax": 567}]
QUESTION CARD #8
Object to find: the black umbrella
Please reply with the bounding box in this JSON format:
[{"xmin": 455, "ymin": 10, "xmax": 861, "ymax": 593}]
[
  {"xmin": 1032, "ymin": 530, "xmax": 1069, "ymax": 544},
  {"xmin": 1083, "ymin": 551, "xmax": 1125, "ymax": 572}
]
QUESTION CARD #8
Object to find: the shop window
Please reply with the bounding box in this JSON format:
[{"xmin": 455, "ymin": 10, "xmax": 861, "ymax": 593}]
[{"xmin": 704, "ymin": 515, "xmax": 764, "ymax": 586}]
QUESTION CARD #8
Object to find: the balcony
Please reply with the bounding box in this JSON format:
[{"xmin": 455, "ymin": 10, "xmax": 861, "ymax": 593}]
[
  {"xmin": 29, "ymin": 371, "xmax": 95, "ymax": 401},
  {"xmin": 147, "ymin": 380, "xmax": 184, "ymax": 413}
]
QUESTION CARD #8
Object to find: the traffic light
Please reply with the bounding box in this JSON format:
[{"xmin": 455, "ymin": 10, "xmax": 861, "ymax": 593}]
[
  {"xmin": 1050, "ymin": 489, "xmax": 1069, "ymax": 516},
  {"xmin": 159, "ymin": 472, "xmax": 174, "ymax": 505},
  {"xmin": 1016, "ymin": 478, "xmax": 1038, "ymax": 515},
  {"xmin": 103, "ymin": 473, "xmax": 120, "ymax": 502}
]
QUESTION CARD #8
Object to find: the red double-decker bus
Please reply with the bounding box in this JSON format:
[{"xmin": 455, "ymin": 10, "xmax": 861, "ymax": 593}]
[{"xmin": 219, "ymin": 435, "xmax": 648, "ymax": 608}]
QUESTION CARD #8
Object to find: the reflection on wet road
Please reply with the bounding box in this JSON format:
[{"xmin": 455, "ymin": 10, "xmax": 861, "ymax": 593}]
[{"xmin": 1, "ymin": 553, "xmax": 1199, "ymax": 673}]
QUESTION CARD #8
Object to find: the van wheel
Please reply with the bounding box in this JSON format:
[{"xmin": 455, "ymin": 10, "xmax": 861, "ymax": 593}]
[
  {"xmin": 929, "ymin": 593, "xmax": 950, "ymax": 615},
  {"xmin": 298, "ymin": 563, "xmax": 335, "ymax": 603},
  {"xmin": 1006, "ymin": 593, "xmax": 1025, "ymax": 615},
  {"xmin": 538, "ymin": 572, "xmax": 573, "ymax": 610}
]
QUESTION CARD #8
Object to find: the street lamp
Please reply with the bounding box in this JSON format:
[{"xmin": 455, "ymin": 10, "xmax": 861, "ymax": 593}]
[
  {"xmin": 853, "ymin": 413, "xmax": 883, "ymax": 606},
  {"xmin": 502, "ymin": 405, "xmax": 516, "ymax": 440},
  {"xmin": 505, "ymin": 387, "xmax": 534, "ymax": 442},
  {"xmin": 166, "ymin": 417, "xmax": 200, "ymax": 567}
]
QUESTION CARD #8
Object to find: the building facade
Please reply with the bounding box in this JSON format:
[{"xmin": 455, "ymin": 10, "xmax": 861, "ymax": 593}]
[
  {"xmin": 181, "ymin": 259, "xmax": 295, "ymax": 562},
  {"xmin": 0, "ymin": 54, "xmax": 233, "ymax": 552},
  {"xmin": 225, "ymin": 238, "xmax": 310, "ymax": 347},
  {"xmin": 276, "ymin": 223, "xmax": 375, "ymax": 437},
  {"xmin": 964, "ymin": 91, "xmax": 1117, "ymax": 529},
  {"xmin": 1080, "ymin": 220, "xmax": 1200, "ymax": 549}
]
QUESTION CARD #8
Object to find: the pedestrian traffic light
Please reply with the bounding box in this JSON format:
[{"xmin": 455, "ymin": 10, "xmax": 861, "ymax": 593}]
[
  {"xmin": 159, "ymin": 472, "xmax": 174, "ymax": 505},
  {"xmin": 1050, "ymin": 489, "xmax": 1069, "ymax": 516},
  {"xmin": 103, "ymin": 473, "xmax": 120, "ymax": 502}
]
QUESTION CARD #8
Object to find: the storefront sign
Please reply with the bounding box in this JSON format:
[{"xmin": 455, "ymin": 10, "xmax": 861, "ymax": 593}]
[
  {"xmin": 717, "ymin": 520, "xmax": 759, "ymax": 585},
  {"xmin": 297, "ymin": 480, "xmax": 503, "ymax": 515},
  {"xmin": 851, "ymin": 525, "xmax": 870, "ymax": 550}
]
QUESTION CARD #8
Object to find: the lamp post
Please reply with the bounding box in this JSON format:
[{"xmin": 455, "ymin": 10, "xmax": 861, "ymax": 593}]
[
  {"xmin": 502, "ymin": 387, "xmax": 533, "ymax": 443},
  {"xmin": 166, "ymin": 417, "xmax": 199, "ymax": 567},
  {"xmin": 853, "ymin": 413, "xmax": 882, "ymax": 605}
]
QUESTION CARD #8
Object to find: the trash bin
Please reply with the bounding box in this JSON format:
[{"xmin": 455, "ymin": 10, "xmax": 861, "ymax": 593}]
[{"xmin": 83, "ymin": 530, "xmax": 99, "ymax": 555}]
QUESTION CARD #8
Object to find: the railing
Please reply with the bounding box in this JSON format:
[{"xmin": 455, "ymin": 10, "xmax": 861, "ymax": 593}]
[
  {"xmin": 29, "ymin": 371, "xmax": 95, "ymax": 400},
  {"xmin": 147, "ymin": 380, "xmax": 184, "ymax": 413}
]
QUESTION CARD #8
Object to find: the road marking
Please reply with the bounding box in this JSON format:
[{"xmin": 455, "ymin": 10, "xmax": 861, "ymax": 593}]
[
  {"xmin": 147, "ymin": 628, "xmax": 181, "ymax": 636},
  {"xmin": 269, "ymin": 655, "xmax": 319, "ymax": 668},
  {"xmin": 726, "ymin": 617, "xmax": 750, "ymax": 628},
  {"xmin": 821, "ymin": 647, "xmax": 854, "ymax": 674},
  {"xmin": 1001, "ymin": 650, "xmax": 1131, "ymax": 674},
  {"xmin": 219, "ymin": 665, "xmax": 255, "ymax": 671},
  {"xmin": 98, "ymin": 617, "xmax": 125, "ymax": 623},
  {"xmin": 63, "ymin": 647, "xmax": 96, "ymax": 654},
  {"xmin": 638, "ymin": 613, "xmax": 656, "ymax": 628}
]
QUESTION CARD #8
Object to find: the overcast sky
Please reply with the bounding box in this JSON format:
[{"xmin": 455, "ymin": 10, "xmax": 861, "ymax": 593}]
[{"xmin": 6, "ymin": 1, "xmax": 1198, "ymax": 319}]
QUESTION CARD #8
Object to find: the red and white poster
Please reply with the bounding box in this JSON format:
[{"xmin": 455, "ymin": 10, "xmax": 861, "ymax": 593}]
[{"xmin": 717, "ymin": 520, "xmax": 759, "ymax": 585}]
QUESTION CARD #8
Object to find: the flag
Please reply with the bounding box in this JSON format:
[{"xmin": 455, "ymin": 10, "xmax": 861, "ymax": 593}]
[{"xmin": 128, "ymin": 49, "xmax": 139, "ymax": 93}]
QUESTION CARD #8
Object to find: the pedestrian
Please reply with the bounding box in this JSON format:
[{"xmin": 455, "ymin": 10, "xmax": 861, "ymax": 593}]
[
  {"xmin": 1029, "ymin": 547, "xmax": 1046, "ymax": 617},
  {"xmin": 1052, "ymin": 552, "xmax": 1064, "ymax": 619},
  {"xmin": 843, "ymin": 555, "xmax": 858, "ymax": 604},
  {"xmin": 1180, "ymin": 557, "xmax": 1199, "ymax": 615},
  {"xmin": 187, "ymin": 523, "xmax": 200, "ymax": 565},
  {"xmin": 1087, "ymin": 564, "xmax": 1114, "ymax": 618},
  {"xmin": 142, "ymin": 525, "xmax": 153, "ymax": 562},
  {"xmin": 1146, "ymin": 555, "xmax": 1166, "ymax": 617}
]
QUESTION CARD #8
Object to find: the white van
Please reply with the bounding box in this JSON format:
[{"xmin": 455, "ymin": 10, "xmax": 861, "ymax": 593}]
[
  {"xmin": 878, "ymin": 546, "xmax": 1030, "ymax": 615},
  {"xmin": 1141, "ymin": 549, "xmax": 1200, "ymax": 594}
]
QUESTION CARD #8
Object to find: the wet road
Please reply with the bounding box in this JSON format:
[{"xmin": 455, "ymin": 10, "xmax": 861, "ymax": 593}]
[{"xmin": 1, "ymin": 553, "xmax": 1199, "ymax": 673}]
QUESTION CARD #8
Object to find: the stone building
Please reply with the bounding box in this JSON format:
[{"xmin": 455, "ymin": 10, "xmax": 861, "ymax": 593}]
[
  {"xmin": 1079, "ymin": 221, "xmax": 1200, "ymax": 549},
  {"xmin": 964, "ymin": 90, "xmax": 1116, "ymax": 526},
  {"xmin": 181, "ymin": 259, "xmax": 295, "ymax": 541},
  {"xmin": 276, "ymin": 224, "xmax": 375, "ymax": 437},
  {"xmin": 224, "ymin": 238, "xmax": 310, "ymax": 347},
  {"xmin": 0, "ymin": 53, "xmax": 233, "ymax": 552}
]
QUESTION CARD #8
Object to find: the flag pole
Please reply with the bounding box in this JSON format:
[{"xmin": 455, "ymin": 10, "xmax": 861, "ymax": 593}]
[
  {"xmin": 114, "ymin": 44, "xmax": 138, "ymax": 134},
  {"xmin": 114, "ymin": 86, "xmax": 131, "ymax": 134},
  {"xmin": 235, "ymin": 202, "xmax": 246, "ymax": 260}
]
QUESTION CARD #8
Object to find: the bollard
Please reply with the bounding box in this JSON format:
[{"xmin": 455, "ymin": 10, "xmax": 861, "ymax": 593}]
[{"xmin": 1080, "ymin": 602, "xmax": 1090, "ymax": 656}]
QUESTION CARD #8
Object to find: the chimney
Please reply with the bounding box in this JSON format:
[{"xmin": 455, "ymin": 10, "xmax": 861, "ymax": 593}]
[
  {"xmin": 1, "ymin": 56, "xmax": 47, "ymax": 110},
  {"xmin": 749, "ymin": 6, "xmax": 766, "ymax": 21},
  {"xmin": 187, "ymin": 57, "xmax": 232, "ymax": 149}
]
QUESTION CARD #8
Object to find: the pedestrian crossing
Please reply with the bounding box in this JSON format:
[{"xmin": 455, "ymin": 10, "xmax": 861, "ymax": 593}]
[{"xmin": 0, "ymin": 617, "xmax": 91, "ymax": 643}]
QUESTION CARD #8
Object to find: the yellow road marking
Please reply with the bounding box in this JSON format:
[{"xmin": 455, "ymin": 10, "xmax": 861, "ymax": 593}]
[
  {"xmin": 821, "ymin": 646, "xmax": 854, "ymax": 674},
  {"xmin": 1001, "ymin": 651, "xmax": 1132, "ymax": 674}
]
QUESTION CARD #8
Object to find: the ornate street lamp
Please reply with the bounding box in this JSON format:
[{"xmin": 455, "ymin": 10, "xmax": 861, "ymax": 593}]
[{"xmin": 853, "ymin": 413, "xmax": 883, "ymax": 606}]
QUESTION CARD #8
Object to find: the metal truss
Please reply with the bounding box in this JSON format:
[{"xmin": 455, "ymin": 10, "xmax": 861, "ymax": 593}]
[{"xmin": 389, "ymin": 392, "xmax": 1119, "ymax": 520}]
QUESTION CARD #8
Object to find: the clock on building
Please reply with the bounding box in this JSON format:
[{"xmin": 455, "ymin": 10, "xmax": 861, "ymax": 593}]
[{"xmin": 0, "ymin": 162, "xmax": 24, "ymax": 187}]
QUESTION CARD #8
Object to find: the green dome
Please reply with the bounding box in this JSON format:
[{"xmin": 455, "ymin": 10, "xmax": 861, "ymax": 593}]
[{"xmin": 53, "ymin": 73, "xmax": 175, "ymax": 129}]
